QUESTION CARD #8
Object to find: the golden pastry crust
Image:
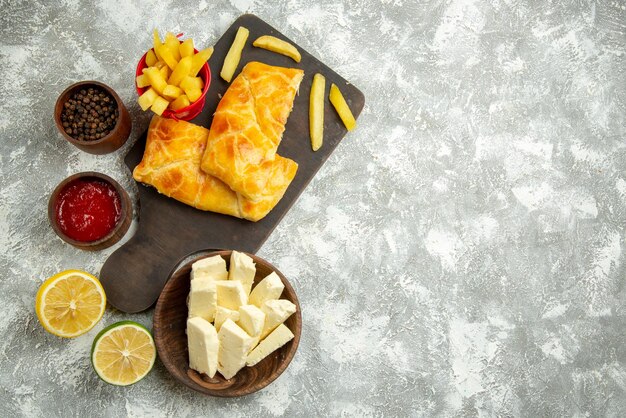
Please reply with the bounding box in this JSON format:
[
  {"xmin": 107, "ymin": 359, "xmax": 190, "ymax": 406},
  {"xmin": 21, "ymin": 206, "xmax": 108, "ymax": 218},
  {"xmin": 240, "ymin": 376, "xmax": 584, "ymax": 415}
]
[
  {"xmin": 200, "ymin": 62, "xmax": 303, "ymax": 201},
  {"xmin": 133, "ymin": 116, "xmax": 295, "ymax": 222}
]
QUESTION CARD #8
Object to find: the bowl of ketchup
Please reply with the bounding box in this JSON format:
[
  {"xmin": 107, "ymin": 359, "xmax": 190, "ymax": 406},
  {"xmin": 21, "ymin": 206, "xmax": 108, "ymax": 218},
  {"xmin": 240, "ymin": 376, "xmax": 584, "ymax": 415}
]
[{"xmin": 48, "ymin": 172, "xmax": 132, "ymax": 251}]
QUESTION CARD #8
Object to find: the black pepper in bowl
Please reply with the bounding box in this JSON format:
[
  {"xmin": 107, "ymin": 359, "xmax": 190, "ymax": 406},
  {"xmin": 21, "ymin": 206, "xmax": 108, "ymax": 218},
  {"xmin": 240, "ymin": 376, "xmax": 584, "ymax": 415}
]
[{"xmin": 60, "ymin": 87, "xmax": 119, "ymax": 141}]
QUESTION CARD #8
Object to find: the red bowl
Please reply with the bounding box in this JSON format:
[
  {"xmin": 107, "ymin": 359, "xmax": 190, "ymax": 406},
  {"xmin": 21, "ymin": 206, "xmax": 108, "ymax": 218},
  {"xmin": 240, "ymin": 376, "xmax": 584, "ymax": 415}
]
[{"xmin": 135, "ymin": 46, "xmax": 211, "ymax": 121}]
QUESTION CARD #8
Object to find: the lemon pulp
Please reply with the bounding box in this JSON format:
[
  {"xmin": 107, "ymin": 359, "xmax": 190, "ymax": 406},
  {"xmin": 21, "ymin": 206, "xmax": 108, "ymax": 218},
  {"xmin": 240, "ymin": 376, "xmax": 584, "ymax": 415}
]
[
  {"xmin": 36, "ymin": 270, "xmax": 106, "ymax": 338},
  {"xmin": 91, "ymin": 321, "xmax": 156, "ymax": 386}
]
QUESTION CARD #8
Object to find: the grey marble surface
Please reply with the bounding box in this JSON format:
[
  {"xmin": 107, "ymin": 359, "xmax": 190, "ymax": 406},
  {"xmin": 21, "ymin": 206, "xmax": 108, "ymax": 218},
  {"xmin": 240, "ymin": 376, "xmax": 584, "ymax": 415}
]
[{"xmin": 1, "ymin": 0, "xmax": 626, "ymax": 416}]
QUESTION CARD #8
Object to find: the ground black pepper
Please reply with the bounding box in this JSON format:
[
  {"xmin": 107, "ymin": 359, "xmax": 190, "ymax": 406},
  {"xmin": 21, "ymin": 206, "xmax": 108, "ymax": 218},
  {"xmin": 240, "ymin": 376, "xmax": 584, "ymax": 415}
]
[{"xmin": 60, "ymin": 87, "xmax": 118, "ymax": 141}]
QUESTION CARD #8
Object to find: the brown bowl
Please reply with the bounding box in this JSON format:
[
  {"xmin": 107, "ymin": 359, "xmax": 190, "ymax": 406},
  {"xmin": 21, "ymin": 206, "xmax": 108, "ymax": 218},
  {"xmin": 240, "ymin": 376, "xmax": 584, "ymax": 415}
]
[
  {"xmin": 48, "ymin": 172, "xmax": 132, "ymax": 251},
  {"xmin": 153, "ymin": 250, "xmax": 302, "ymax": 397},
  {"xmin": 54, "ymin": 81, "xmax": 132, "ymax": 154}
]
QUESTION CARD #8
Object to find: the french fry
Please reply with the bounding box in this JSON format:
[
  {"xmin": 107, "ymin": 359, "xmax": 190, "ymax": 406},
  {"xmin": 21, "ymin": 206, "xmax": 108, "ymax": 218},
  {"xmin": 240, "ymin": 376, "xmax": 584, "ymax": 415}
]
[
  {"xmin": 151, "ymin": 96, "xmax": 170, "ymax": 116},
  {"xmin": 136, "ymin": 74, "xmax": 151, "ymax": 88},
  {"xmin": 156, "ymin": 43, "xmax": 178, "ymax": 71},
  {"xmin": 138, "ymin": 88, "xmax": 159, "ymax": 111},
  {"xmin": 170, "ymin": 94, "xmax": 191, "ymax": 111},
  {"xmin": 168, "ymin": 56, "xmax": 193, "ymax": 86},
  {"xmin": 184, "ymin": 86, "xmax": 202, "ymax": 103},
  {"xmin": 252, "ymin": 35, "xmax": 301, "ymax": 62},
  {"xmin": 309, "ymin": 73, "xmax": 325, "ymax": 151},
  {"xmin": 143, "ymin": 67, "xmax": 167, "ymax": 94},
  {"xmin": 159, "ymin": 65, "xmax": 170, "ymax": 81},
  {"xmin": 220, "ymin": 26, "xmax": 249, "ymax": 82},
  {"xmin": 165, "ymin": 32, "xmax": 181, "ymax": 61},
  {"xmin": 329, "ymin": 84, "xmax": 356, "ymax": 131},
  {"xmin": 145, "ymin": 49, "xmax": 158, "ymax": 67},
  {"xmin": 163, "ymin": 85, "xmax": 183, "ymax": 100},
  {"xmin": 192, "ymin": 77, "xmax": 204, "ymax": 90},
  {"xmin": 179, "ymin": 38, "xmax": 194, "ymax": 58},
  {"xmin": 153, "ymin": 29, "xmax": 164, "ymax": 61},
  {"xmin": 180, "ymin": 76, "xmax": 204, "ymax": 92},
  {"xmin": 190, "ymin": 47, "xmax": 214, "ymax": 77}
]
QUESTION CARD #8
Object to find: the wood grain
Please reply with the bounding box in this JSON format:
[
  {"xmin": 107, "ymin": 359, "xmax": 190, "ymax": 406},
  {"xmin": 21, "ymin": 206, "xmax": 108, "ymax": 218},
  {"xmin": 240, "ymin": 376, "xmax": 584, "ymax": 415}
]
[
  {"xmin": 100, "ymin": 14, "xmax": 365, "ymax": 312},
  {"xmin": 152, "ymin": 250, "xmax": 301, "ymax": 397}
]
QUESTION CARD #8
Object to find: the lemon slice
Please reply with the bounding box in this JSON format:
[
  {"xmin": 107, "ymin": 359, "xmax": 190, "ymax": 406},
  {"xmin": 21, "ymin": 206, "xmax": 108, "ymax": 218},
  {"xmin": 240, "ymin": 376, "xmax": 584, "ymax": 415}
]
[
  {"xmin": 91, "ymin": 321, "xmax": 157, "ymax": 386},
  {"xmin": 35, "ymin": 269, "xmax": 106, "ymax": 338}
]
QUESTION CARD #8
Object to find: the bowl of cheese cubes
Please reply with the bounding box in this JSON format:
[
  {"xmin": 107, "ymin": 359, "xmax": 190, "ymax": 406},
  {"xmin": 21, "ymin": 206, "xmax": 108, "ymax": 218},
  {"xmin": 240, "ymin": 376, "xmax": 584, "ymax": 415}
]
[{"xmin": 152, "ymin": 250, "xmax": 301, "ymax": 396}]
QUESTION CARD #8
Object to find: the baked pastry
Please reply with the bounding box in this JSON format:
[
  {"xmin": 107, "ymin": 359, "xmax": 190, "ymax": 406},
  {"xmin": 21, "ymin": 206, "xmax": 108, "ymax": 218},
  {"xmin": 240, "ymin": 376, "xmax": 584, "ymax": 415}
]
[
  {"xmin": 200, "ymin": 61, "xmax": 303, "ymax": 201},
  {"xmin": 133, "ymin": 116, "xmax": 295, "ymax": 222}
]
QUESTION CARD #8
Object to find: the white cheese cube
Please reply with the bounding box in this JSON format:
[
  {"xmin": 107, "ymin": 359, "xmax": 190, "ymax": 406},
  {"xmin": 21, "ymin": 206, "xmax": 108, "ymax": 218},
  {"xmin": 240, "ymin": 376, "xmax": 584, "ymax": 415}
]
[
  {"xmin": 214, "ymin": 306, "xmax": 240, "ymax": 332},
  {"xmin": 191, "ymin": 270, "xmax": 218, "ymax": 282},
  {"xmin": 228, "ymin": 251, "xmax": 256, "ymax": 295},
  {"xmin": 246, "ymin": 324, "xmax": 294, "ymax": 367},
  {"xmin": 187, "ymin": 317, "xmax": 219, "ymax": 378},
  {"xmin": 192, "ymin": 255, "xmax": 228, "ymax": 280},
  {"xmin": 217, "ymin": 319, "xmax": 256, "ymax": 379},
  {"xmin": 260, "ymin": 299, "xmax": 297, "ymax": 339},
  {"xmin": 188, "ymin": 277, "xmax": 217, "ymax": 322},
  {"xmin": 249, "ymin": 272, "xmax": 284, "ymax": 308},
  {"xmin": 237, "ymin": 305, "xmax": 265, "ymax": 337},
  {"xmin": 216, "ymin": 280, "xmax": 247, "ymax": 310}
]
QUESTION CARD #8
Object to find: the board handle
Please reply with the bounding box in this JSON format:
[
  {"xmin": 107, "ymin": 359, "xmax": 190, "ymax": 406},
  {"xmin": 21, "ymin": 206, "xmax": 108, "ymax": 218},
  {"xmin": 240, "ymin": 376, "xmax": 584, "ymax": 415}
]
[{"xmin": 100, "ymin": 234, "xmax": 174, "ymax": 313}]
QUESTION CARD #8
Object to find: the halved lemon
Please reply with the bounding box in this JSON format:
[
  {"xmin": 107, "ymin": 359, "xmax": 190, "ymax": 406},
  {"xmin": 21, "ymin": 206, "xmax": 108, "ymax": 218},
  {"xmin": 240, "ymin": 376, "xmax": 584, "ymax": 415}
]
[
  {"xmin": 35, "ymin": 269, "xmax": 106, "ymax": 338},
  {"xmin": 91, "ymin": 321, "xmax": 157, "ymax": 386}
]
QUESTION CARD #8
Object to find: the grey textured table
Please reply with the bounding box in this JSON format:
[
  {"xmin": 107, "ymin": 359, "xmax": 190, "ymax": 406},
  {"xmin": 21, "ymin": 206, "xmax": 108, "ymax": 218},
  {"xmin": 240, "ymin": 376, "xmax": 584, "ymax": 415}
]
[{"xmin": 1, "ymin": 1, "xmax": 625, "ymax": 416}]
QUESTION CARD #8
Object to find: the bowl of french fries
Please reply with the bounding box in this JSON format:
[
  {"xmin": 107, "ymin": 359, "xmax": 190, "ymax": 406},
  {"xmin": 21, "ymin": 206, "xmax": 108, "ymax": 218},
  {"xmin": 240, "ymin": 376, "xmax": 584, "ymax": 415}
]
[{"xmin": 136, "ymin": 30, "xmax": 213, "ymax": 121}]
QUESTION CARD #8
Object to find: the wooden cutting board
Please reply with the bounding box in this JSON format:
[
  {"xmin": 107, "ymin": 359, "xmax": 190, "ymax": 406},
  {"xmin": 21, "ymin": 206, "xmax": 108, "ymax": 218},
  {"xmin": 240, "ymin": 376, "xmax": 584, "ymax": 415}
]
[{"xmin": 100, "ymin": 14, "xmax": 365, "ymax": 313}]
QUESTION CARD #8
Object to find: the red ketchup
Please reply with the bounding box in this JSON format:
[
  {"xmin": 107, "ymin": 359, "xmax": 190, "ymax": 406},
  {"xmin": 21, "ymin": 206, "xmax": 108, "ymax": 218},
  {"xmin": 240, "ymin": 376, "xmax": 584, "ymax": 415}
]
[{"xmin": 55, "ymin": 178, "xmax": 121, "ymax": 242}]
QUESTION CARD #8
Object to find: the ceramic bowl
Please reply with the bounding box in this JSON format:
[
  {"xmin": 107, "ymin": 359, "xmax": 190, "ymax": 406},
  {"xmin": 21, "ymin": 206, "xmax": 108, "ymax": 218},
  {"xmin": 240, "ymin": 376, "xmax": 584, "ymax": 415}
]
[
  {"xmin": 54, "ymin": 80, "xmax": 132, "ymax": 154},
  {"xmin": 48, "ymin": 171, "xmax": 132, "ymax": 251}
]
